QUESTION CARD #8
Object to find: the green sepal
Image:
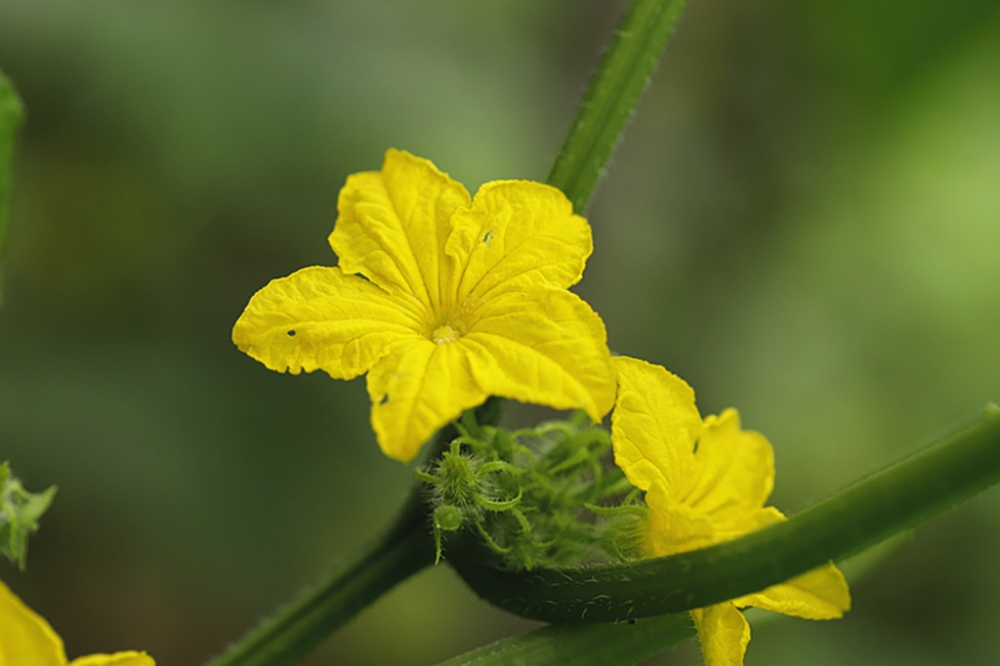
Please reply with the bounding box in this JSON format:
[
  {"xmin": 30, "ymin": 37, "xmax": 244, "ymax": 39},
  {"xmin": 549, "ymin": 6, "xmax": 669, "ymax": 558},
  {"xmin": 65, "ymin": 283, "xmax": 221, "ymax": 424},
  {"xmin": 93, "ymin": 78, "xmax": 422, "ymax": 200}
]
[{"xmin": 0, "ymin": 461, "xmax": 57, "ymax": 570}]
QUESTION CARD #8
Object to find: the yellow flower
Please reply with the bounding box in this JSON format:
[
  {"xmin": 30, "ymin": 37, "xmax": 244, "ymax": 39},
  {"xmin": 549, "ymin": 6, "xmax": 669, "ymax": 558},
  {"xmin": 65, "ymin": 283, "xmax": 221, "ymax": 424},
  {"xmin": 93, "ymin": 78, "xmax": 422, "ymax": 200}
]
[
  {"xmin": 610, "ymin": 356, "xmax": 850, "ymax": 666},
  {"xmin": 233, "ymin": 149, "xmax": 616, "ymax": 462},
  {"xmin": 0, "ymin": 579, "xmax": 154, "ymax": 666}
]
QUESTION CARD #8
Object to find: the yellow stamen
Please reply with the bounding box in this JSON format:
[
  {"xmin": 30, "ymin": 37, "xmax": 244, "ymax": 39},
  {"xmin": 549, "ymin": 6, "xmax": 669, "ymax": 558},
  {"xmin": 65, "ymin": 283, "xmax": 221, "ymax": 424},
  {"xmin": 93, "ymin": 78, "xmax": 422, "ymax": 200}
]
[{"xmin": 432, "ymin": 324, "xmax": 460, "ymax": 345}]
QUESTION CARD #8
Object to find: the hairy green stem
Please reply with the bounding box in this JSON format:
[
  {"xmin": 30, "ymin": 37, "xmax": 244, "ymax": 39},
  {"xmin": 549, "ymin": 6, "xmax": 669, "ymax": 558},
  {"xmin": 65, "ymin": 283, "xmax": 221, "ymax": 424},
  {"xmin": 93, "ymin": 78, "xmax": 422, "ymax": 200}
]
[
  {"xmin": 449, "ymin": 412, "xmax": 1000, "ymax": 623},
  {"xmin": 0, "ymin": 68, "xmax": 25, "ymax": 305},
  {"xmin": 202, "ymin": 400, "xmax": 504, "ymax": 666},
  {"xmin": 434, "ymin": 612, "xmax": 694, "ymax": 666},
  {"xmin": 204, "ymin": 486, "xmax": 434, "ymax": 666},
  {"xmin": 547, "ymin": 0, "xmax": 689, "ymax": 213}
]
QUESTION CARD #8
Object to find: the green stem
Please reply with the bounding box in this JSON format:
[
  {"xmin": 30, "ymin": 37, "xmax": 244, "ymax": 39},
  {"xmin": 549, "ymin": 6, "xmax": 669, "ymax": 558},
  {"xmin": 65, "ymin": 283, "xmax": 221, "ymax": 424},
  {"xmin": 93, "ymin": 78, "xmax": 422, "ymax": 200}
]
[
  {"xmin": 204, "ymin": 487, "xmax": 434, "ymax": 666},
  {"xmin": 434, "ymin": 612, "xmax": 694, "ymax": 666},
  {"xmin": 449, "ymin": 412, "xmax": 1000, "ymax": 623},
  {"xmin": 202, "ymin": 401, "xmax": 505, "ymax": 666},
  {"xmin": 546, "ymin": 0, "xmax": 689, "ymax": 213},
  {"xmin": 0, "ymin": 68, "xmax": 25, "ymax": 306}
]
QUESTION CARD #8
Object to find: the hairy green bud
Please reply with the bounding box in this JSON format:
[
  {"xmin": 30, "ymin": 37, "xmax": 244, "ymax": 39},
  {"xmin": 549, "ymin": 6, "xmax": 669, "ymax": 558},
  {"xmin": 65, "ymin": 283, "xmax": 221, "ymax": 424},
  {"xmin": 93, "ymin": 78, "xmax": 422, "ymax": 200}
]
[{"xmin": 417, "ymin": 411, "xmax": 645, "ymax": 571}]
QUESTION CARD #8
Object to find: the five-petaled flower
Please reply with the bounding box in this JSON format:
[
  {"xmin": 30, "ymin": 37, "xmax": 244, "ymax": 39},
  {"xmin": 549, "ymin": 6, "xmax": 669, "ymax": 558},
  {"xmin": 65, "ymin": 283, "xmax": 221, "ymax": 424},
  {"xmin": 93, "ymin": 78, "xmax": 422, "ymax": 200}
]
[
  {"xmin": 233, "ymin": 150, "xmax": 616, "ymax": 462},
  {"xmin": 0, "ymin": 579, "xmax": 154, "ymax": 666},
  {"xmin": 610, "ymin": 356, "xmax": 851, "ymax": 666}
]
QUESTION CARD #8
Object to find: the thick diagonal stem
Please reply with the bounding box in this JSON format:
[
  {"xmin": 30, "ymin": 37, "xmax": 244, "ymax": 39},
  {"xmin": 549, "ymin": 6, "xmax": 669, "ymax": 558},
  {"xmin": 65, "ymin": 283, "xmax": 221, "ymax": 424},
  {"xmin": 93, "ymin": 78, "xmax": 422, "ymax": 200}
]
[
  {"xmin": 434, "ymin": 611, "xmax": 695, "ymax": 666},
  {"xmin": 204, "ymin": 487, "xmax": 434, "ymax": 666},
  {"xmin": 449, "ymin": 413, "xmax": 1000, "ymax": 623},
  {"xmin": 202, "ymin": 398, "xmax": 505, "ymax": 666}
]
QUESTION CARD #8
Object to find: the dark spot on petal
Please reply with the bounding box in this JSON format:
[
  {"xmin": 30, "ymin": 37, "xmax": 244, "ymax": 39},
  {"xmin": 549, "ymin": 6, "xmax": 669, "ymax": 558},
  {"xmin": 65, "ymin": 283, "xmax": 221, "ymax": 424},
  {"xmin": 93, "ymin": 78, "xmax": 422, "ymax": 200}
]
[
  {"xmin": 482, "ymin": 229, "xmax": 493, "ymax": 245},
  {"xmin": 379, "ymin": 393, "xmax": 389, "ymax": 406},
  {"xmin": 287, "ymin": 330, "xmax": 296, "ymax": 337}
]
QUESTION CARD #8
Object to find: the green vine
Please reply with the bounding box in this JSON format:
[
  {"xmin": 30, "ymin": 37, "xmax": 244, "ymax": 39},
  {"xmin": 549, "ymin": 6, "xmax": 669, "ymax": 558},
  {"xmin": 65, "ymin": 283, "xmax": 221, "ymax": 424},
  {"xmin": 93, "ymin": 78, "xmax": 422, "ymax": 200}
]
[
  {"xmin": 0, "ymin": 68, "xmax": 25, "ymax": 305},
  {"xmin": 547, "ymin": 0, "xmax": 689, "ymax": 212},
  {"xmin": 448, "ymin": 410, "xmax": 1000, "ymax": 622}
]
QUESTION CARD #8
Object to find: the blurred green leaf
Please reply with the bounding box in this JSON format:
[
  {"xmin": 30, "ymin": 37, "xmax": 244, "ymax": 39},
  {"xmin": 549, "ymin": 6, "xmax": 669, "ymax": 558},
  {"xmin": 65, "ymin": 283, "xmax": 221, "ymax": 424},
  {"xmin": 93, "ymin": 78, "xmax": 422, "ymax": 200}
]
[
  {"xmin": 434, "ymin": 613, "xmax": 694, "ymax": 666},
  {"xmin": 0, "ymin": 68, "xmax": 23, "ymax": 305},
  {"xmin": 0, "ymin": 461, "xmax": 57, "ymax": 570}
]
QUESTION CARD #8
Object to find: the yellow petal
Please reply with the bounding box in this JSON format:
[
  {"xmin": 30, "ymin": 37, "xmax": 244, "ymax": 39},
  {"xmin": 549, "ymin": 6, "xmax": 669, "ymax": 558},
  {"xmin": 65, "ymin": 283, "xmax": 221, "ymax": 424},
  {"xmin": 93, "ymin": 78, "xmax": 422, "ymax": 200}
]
[
  {"xmin": 644, "ymin": 489, "xmax": 716, "ymax": 557},
  {"xmin": 735, "ymin": 562, "xmax": 851, "ymax": 620},
  {"xmin": 610, "ymin": 356, "xmax": 702, "ymax": 493},
  {"xmin": 0, "ymin": 579, "xmax": 67, "ymax": 666},
  {"xmin": 367, "ymin": 339, "xmax": 488, "ymax": 462},
  {"xmin": 682, "ymin": 409, "xmax": 775, "ymax": 521},
  {"xmin": 232, "ymin": 266, "xmax": 424, "ymax": 379},
  {"xmin": 706, "ymin": 506, "xmax": 784, "ymax": 545},
  {"xmin": 330, "ymin": 149, "xmax": 471, "ymax": 309},
  {"xmin": 691, "ymin": 603, "xmax": 750, "ymax": 666},
  {"xmin": 446, "ymin": 180, "xmax": 592, "ymax": 302},
  {"xmin": 69, "ymin": 653, "xmax": 154, "ymax": 666},
  {"xmin": 463, "ymin": 287, "xmax": 615, "ymax": 423}
]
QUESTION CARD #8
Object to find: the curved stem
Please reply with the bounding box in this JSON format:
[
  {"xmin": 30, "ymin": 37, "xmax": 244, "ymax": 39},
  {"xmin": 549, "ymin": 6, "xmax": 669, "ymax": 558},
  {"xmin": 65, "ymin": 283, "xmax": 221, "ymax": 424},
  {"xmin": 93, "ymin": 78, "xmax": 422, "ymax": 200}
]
[
  {"xmin": 547, "ymin": 0, "xmax": 689, "ymax": 213},
  {"xmin": 202, "ymin": 401, "xmax": 503, "ymax": 666},
  {"xmin": 204, "ymin": 486, "xmax": 434, "ymax": 666},
  {"xmin": 434, "ymin": 612, "xmax": 694, "ymax": 666},
  {"xmin": 449, "ymin": 412, "xmax": 1000, "ymax": 623}
]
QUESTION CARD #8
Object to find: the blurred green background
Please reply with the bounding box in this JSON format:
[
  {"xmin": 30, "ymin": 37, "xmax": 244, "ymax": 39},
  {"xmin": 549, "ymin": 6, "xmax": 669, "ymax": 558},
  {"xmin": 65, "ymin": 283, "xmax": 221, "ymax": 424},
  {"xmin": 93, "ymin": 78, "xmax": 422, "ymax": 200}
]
[{"xmin": 1, "ymin": 0, "xmax": 999, "ymax": 664}]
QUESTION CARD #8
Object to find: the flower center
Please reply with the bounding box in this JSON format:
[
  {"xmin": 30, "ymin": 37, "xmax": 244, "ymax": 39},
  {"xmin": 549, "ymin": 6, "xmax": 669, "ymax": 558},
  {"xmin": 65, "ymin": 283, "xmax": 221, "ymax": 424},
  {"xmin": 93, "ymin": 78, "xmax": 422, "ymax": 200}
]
[
  {"xmin": 428, "ymin": 307, "xmax": 471, "ymax": 345},
  {"xmin": 432, "ymin": 324, "xmax": 461, "ymax": 345}
]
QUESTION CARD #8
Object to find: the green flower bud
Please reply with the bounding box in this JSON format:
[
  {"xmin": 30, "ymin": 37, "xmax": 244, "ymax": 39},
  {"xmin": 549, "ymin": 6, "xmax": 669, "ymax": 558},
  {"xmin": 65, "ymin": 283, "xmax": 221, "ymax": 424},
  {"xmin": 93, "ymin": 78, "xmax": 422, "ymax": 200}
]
[{"xmin": 434, "ymin": 505, "xmax": 465, "ymax": 532}]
